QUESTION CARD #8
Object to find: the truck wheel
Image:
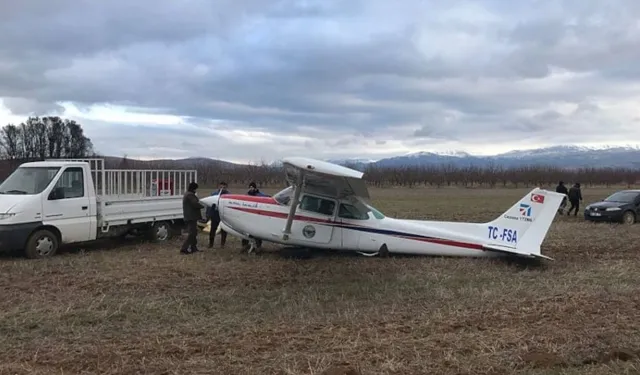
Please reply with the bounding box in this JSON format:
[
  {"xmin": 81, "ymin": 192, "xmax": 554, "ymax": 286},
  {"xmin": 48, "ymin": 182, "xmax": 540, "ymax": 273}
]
[
  {"xmin": 150, "ymin": 221, "xmax": 172, "ymax": 242},
  {"xmin": 24, "ymin": 229, "xmax": 59, "ymax": 259},
  {"xmin": 622, "ymin": 211, "xmax": 636, "ymax": 225}
]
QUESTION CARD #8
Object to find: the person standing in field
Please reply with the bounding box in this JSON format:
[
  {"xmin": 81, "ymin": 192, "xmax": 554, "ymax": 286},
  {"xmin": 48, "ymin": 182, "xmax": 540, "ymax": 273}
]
[
  {"xmin": 181, "ymin": 181, "xmax": 204, "ymax": 254},
  {"xmin": 207, "ymin": 181, "xmax": 229, "ymax": 248},
  {"xmin": 566, "ymin": 182, "xmax": 583, "ymax": 216},
  {"xmin": 241, "ymin": 181, "xmax": 268, "ymax": 251},
  {"xmin": 555, "ymin": 181, "xmax": 569, "ymax": 215}
]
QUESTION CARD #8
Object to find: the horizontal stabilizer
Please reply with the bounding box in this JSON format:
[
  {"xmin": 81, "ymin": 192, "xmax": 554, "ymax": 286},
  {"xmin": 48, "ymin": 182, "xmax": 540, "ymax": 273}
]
[{"xmin": 482, "ymin": 243, "xmax": 554, "ymax": 261}]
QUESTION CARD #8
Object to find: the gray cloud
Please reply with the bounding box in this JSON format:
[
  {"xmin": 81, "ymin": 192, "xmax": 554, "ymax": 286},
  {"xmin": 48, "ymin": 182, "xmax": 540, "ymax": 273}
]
[{"xmin": 1, "ymin": 0, "xmax": 640, "ymax": 161}]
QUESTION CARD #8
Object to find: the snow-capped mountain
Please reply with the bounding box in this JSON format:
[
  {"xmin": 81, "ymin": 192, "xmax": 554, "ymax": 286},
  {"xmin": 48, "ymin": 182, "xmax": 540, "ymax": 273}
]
[
  {"xmin": 325, "ymin": 157, "xmax": 378, "ymax": 164},
  {"xmin": 332, "ymin": 145, "xmax": 640, "ymax": 169},
  {"xmin": 405, "ymin": 150, "xmax": 471, "ymax": 158},
  {"xmin": 498, "ymin": 145, "xmax": 640, "ymax": 159}
]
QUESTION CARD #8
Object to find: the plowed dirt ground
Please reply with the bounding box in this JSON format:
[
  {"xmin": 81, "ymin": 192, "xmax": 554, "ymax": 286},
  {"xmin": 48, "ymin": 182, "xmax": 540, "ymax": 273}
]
[{"xmin": 1, "ymin": 187, "xmax": 640, "ymax": 375}]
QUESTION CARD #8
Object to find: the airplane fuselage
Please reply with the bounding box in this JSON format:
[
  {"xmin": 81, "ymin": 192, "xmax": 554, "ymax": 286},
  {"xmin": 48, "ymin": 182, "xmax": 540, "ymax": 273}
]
[
  {"xmin": 202, "ymin": 157, "xmax": 563, "ymax": 260},
  {"xmin": 216, "ymin": 193, "xmax": 503, "ymax": 257}
]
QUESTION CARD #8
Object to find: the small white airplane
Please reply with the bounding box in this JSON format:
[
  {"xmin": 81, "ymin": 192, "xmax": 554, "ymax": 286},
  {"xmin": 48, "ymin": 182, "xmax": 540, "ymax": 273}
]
[{"xmin": 200, "ymin": 157, "xmax": 565, "ymax": 260}]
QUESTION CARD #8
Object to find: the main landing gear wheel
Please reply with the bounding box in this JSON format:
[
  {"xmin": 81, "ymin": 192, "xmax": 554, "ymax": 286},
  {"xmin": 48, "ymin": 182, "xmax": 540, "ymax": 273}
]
[
  {"xmin": 356, "ymin": 244, "xmax": 390, "ymax": 257},
  {"xmin": 25, "ymin": 229, "xmax": 59, "ymax": 259},
  {"xmin": 356, "ymin": 251, "xmax": 379, "ymax": 257},
  {"xmin": 244, "ymin": 238, "xmax": 262, "ymax": 255}
]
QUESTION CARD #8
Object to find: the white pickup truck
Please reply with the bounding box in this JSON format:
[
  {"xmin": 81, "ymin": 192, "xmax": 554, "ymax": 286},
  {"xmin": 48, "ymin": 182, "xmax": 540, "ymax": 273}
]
[{"xmin": 0, "ymin": 158, "xmax": 198, "ymax": 258}]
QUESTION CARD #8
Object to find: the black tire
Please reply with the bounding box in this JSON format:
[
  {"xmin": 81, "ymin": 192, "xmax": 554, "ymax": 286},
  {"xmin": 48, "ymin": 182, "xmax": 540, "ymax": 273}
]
[
  {"xmin": 24, "ymin": 229, "xmax": 59, "ymax": 259},
  {"xmin": 622, "ymin": 211, "xmax": 636, "ymax": 225},
  {"xmin": 149, "ymin": 221, "xmax": 172, "ymax": 242}
]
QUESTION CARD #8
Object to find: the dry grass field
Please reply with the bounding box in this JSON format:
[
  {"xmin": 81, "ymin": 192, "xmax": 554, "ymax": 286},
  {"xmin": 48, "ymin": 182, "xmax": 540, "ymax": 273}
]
[{"xmin": 1, "ymin": 186, "xmax": 640, "ymax": 375}]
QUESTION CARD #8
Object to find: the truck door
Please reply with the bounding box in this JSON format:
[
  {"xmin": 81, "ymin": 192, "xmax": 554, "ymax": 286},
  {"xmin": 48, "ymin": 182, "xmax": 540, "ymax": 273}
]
[{"xmin": 41, "ymin": 166, "xmax": 92, "ymax": 243}]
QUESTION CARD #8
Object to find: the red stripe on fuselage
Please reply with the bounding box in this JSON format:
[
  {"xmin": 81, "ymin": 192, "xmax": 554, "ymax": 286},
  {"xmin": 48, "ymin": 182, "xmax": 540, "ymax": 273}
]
[
  {"xmin": 221, "ymin": 194, "xmax": 278, "ymax": 205},
  {"xmin": 228, "ymin": 206, "xmax": 484, "ymax": 251},
  {"xmin": 396, "ymin": 235, "xmax": 484, "ymax": 250},
  {"xmin": 229, "ymin": 206, "xmax": 333, "ymax": 224}
]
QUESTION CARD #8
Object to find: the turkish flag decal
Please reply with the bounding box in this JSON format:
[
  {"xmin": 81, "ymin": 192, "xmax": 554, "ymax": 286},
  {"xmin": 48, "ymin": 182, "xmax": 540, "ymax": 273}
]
[{"xmin": 531, "ymin": 193, "xmax": 545, "ymax": 203}]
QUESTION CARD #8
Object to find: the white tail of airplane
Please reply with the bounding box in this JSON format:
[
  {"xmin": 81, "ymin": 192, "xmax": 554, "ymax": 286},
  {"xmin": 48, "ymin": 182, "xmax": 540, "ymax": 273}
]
[{"xmin": 482, "ymin": 188, "xmax": 564, "ymax": 260}]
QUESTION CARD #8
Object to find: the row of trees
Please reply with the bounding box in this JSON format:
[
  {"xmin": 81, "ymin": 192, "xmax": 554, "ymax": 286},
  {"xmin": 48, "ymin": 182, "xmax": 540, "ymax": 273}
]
[
  {"xmin": 176, "ymin": 163, "xmax": 640, "ymax": 189},
  {"xmin": 1, "ymin": 117, "xmax": 639, "ymax": 188},
  {"xmin": 0, "ymin": 116, "xmax": 94, "ymax": 160}
]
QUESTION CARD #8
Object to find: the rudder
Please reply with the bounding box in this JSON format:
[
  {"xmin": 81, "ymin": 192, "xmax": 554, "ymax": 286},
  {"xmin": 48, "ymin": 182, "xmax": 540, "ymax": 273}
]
[{"xmin": 485, "ymin": 188, "xmax": 565, "ymax": 256}]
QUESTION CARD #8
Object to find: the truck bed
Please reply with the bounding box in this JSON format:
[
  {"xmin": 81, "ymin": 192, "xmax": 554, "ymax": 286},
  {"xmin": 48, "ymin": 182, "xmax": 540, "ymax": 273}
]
[
  {"xmin": 97, "ymin": 195, "xmax": 188, "ymax": 226},
  {"xmin": 47, "ymin": 158, "xmax": 199, "ymax": 227}
]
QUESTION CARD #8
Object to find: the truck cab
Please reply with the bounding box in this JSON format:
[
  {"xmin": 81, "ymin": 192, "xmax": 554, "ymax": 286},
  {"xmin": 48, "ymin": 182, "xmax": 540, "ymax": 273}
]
[
  {"xmin": 0, "ymin": 161, "xmax": 98, "ymax": 257},
  {"xmin": 0, "ymin": 158, "xmax": 197, "ymax": 258}
]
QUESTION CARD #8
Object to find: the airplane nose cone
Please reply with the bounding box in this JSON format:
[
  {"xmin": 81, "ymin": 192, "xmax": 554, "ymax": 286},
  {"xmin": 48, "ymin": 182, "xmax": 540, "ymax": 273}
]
[{"xmin": 200, "ymin": 195, "xmax": 218, "ymax": 208}]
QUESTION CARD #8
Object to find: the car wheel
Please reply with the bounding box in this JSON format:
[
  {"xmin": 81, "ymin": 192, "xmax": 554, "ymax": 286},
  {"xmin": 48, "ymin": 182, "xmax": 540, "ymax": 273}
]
[
  {"xmin": 149, "ymin": 221, "xmax": 172, "ymax": 242},
  {"xmin": 24, "ymin": 229, "xmax": 59, "ymax": 259},
  {"xmin": 622, "ymin": 211, "xmax": 636, "ymax": 225}
]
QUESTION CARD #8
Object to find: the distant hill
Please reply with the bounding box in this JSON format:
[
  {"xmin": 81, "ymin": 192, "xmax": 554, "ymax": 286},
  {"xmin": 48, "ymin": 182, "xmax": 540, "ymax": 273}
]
[
  {"xmin": 104, "ymin": 145, "xmax": 640, "ymax": 171},
  {"xmin": 328, "ymin": 145, "xmax": 640, "ymax": 170},
  {"xmin": 3, "ymin": 145, "xmax": 640, "ymax": 181}
]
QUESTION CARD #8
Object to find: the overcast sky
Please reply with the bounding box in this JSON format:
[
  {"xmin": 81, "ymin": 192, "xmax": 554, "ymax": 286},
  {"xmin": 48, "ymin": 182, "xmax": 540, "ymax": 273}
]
[{"xmin": 1, "ymin": 0, "xmax": 640, "ymax": 163}]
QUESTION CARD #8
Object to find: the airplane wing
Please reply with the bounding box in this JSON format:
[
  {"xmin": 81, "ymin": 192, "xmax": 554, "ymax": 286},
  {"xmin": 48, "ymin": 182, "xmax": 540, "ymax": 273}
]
[
  {"xmin": 278, "ymin": 157, "xmax": 369, "ymax": 240},
  {"xmin": 281, "ymin": 157, "xmax": 370, "ymax": 200}
]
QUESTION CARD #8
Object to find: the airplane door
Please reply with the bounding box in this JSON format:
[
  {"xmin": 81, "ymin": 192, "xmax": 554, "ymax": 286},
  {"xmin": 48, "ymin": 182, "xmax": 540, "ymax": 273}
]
[
  {"xmin": 290, "ymin": 194, "xmax": 337, "ymax": 244},
  {"xmin": 41, "ymin": 166, "xmax": 92, "ymax": 243},
  {"xmin": 337, "ymin": 201, "xmax": 377, "ymax": 251}
]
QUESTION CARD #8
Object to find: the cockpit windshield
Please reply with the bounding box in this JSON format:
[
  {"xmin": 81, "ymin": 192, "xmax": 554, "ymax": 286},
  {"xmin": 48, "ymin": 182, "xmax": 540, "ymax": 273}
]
[
  {"xmin": 365, "ymin": 203, "xmax": 386, "ymax": 219},
  {"xmin": 272, "ymin": 185, "xmax": 386, "ymax": 219},
  {"xmin": 273, "ymin": 186, "xmax": 385, "ymax": 220},
  {"xmin": 273, "ymin": 186, "xmax": 293, "ymax": 205}
]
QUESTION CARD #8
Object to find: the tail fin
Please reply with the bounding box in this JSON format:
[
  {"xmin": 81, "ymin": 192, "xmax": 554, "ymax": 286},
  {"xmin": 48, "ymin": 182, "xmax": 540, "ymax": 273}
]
[{"xmin": 483, "ymin": 188, "xmax": 565, "ymax": 260}]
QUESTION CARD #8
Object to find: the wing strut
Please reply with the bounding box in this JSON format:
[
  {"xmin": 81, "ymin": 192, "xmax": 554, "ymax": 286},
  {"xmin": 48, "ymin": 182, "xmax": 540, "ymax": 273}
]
[{"xmin": 282, "ymin": 172, "xmax": 304, "ymax": 240}]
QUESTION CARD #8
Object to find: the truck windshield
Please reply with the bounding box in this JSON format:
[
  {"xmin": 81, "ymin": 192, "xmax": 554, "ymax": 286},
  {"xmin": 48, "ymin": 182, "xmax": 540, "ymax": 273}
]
[{"xmin": 0, "ymin": 167, "xmax": 60, "ymax": 195}]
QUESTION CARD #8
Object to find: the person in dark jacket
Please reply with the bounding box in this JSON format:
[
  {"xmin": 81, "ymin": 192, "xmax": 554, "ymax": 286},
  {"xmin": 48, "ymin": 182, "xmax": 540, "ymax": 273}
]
[
  {"xmin": 555, "ymin": 181, "xmax": 569, "ymax": 215},
  {"xmin": 208, "ymin": 181, "xmax": 229, "ymax": 248},
  {"xmin": 181, "ymin": 181, "xmax": 204, "ymax": 254},
  {"xmin": 241, "ymin": 182, "xmax": 269, "ymax": 251},
  {"xmin": 567, "ymin": 182, "xmax": 583, "ymax": 216}
]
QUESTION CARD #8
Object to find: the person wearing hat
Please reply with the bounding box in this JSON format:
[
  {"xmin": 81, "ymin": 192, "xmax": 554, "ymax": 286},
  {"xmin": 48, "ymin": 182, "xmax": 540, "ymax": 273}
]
[
  {"xmin": 241, "ymin": 181, "xmax": 268, "ymax": 250},
  {"xmin": 247, "ymin": 181, "xmax": 268, "ymax": 197},
  {"xmin": 555, "ymin": 180, "xmax": 569, "ymax": 215},
  {"xmin": 181, "ymin": 181, "xmax": 204, "ymax": 254},
  {"xmin": 207, "ymin": 181, "xmax": 230, "ymax": 248},
  {"xmin": 567, "ymin": 182, "xmax": 583, "ymax": 216}
]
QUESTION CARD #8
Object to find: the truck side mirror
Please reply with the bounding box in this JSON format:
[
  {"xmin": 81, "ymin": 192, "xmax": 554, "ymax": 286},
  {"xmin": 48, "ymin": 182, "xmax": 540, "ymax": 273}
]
[{"xmin": 48, "ymin": 187, "xmax": 65, "ymax": 200}]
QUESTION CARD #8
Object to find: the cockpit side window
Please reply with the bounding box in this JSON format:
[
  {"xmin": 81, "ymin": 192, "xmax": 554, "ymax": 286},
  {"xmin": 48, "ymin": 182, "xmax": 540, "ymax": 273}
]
[
  {"xmin": 299, "ymin": 195, "xmax": 335, "ymax": 216},
  {"xmin": 338, "ymin": 203, "xmax": 369, "ymax": 220}
]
